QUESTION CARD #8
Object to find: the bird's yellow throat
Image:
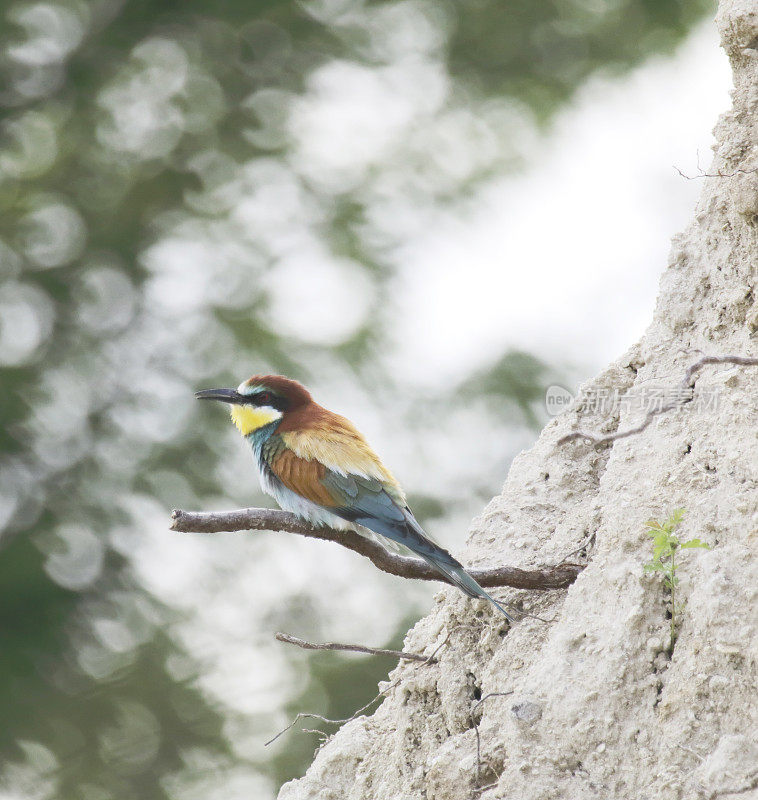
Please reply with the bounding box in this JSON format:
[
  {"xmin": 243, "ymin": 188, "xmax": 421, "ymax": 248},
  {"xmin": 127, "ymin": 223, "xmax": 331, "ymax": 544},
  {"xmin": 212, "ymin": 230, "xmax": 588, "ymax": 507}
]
[{"xmin": 230, "ymin": 405, "xmax": 281, "ymax": 436}]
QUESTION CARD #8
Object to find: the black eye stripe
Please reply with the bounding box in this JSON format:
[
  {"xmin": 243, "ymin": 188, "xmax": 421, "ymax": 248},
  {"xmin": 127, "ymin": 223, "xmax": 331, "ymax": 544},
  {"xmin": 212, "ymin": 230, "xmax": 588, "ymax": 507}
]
[{"xmin": 250, "ymin": 391, "xmax": 288, "ymax": 412}]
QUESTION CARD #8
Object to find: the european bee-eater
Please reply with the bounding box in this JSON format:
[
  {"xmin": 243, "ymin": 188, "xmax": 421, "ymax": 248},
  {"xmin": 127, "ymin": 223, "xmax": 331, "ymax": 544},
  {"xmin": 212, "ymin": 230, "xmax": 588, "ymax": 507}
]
[{"xmin": 195, "ymin": 375, "xmax": 514, "ymax": 621}]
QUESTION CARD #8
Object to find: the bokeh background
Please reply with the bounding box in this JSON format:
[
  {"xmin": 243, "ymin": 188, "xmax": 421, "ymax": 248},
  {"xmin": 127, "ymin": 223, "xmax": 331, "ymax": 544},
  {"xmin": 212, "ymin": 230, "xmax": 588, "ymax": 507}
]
[{"xmin": 0, "ymin": 0, "xmax": 730, "ymax": 797}]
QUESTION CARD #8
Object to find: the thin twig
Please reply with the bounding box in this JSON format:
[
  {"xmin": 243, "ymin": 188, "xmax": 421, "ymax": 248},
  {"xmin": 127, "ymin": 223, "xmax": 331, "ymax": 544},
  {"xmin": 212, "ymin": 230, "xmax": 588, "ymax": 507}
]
[
  {"xmin": 556, "ymin": 533, "xmax": 596, "ymax": 565},
  {"xmin": 472, "ymin": 781, "xmax": 500, "ymax": 797},
  {"xmin": 681, "ymin": 354, "xmax": 758, "ymax": 385},
  {"xmin": 471, "ymin": 692, "xmax": 513, "ymax": 785},
  {"xmin": 170, "ymin": 508, "xmax": 582, "ymax": 591},
  {"xmin": 674, "ymin": 164, "xmax": 758, "ymax": 181},
  {"xmin": 265, "ymin": 677, "xmax": 402, "ymax": 747},
  {"xmin": 265, "ymin": 711, "xmax": 356, "ymax": 747},
  {"xmin": 275, "ymin": 632, "xmax": 432, "ymax": 663},
  {"xmin": 558, "ymin": 354, "xmax": 758, "ymax": 447},
  {"xmin": 513, "ymin": 538, "xmax": 595, "ymax": 624},
  {"xmin": 265, "ymin": 630, "xmax": 455, "ymax": 748},
  {"xmin": 518, "ymin": 609, "xmax": 558, "ymax": 624},
  {"xmin": 300, "ymin": 727, "xmax": 330, "ymax": 741},
  {"xmin": 424, "ymin": 631, "xmax": 453, "ymax": 664}
]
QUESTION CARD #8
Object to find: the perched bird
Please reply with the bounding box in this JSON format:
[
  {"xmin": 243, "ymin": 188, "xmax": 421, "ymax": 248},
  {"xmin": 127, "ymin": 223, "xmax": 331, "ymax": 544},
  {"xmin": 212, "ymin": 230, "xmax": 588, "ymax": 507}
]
[{"xmin": 195, "ymin": 375, "xmax": 514, "ymax": 621}]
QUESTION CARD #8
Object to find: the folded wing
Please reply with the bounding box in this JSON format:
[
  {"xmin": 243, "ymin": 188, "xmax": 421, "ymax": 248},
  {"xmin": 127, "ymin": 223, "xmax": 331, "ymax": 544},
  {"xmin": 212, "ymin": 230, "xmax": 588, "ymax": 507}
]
[
  {"xmin": 268, "ymin": 423, "xmax": 515, "ymax": 621},
  {"xmin": 269, "ymin": 442, "xmax": 476, "ymax": 586}
]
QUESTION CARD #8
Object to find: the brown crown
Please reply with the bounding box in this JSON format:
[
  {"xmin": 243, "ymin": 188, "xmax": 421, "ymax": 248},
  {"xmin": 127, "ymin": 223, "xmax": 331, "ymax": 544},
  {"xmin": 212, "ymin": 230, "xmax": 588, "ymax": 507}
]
[{"xmin": 245, "ymin": 374, "xmax": 313, "ymax": 408}]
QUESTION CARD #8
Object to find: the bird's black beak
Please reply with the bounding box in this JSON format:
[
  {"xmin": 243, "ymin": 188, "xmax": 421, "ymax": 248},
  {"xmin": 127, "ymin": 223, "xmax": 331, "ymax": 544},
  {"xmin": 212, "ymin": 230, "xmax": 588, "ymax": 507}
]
[{"xmin": 194, "ymin": 388, "xmax": 246, "ymax": 404}]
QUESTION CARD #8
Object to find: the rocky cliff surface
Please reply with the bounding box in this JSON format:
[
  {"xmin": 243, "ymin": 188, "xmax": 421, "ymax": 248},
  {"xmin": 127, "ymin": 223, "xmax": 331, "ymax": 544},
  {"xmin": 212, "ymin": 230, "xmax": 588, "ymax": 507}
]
[{"xmin": 279, "ymin": 2, "xmax": 758, "ymax": 797}]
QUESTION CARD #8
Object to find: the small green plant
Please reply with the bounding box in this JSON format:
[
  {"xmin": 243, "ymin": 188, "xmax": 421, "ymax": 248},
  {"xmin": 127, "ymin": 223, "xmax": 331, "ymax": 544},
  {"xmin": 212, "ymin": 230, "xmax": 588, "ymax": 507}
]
[{"xmin": 643, "ymin": 509, "xmax": 710, "ymax": 652}]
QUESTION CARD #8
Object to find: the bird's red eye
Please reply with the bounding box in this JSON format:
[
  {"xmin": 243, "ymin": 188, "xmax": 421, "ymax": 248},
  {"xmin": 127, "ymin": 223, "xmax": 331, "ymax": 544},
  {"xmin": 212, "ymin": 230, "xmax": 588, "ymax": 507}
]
[{"xmin": 258, "ymin": 391, "xmax": 272, "ymax": 405}]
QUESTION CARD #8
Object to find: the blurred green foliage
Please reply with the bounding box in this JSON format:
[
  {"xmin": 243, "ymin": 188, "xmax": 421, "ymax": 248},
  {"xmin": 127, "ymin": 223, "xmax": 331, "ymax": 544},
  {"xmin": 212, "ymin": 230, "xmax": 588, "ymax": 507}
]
[{"xmin": 0, "ymin": 0, "xmax": 709, "ymax": 797}]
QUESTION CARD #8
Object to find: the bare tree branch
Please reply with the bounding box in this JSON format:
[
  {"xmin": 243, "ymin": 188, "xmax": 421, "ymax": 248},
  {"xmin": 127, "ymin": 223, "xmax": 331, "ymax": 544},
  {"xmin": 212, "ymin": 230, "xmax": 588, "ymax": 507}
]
[
  {"xmin": 558, "ymin": 354, "xmax": 758, "ymax": 447},
  {"xmin": 275, "ymin": 632, "xmax": 432, "ymax": 663},
  {"xmin": 170, "ymin": 508, "xmax": 582, "ymax": 591}
]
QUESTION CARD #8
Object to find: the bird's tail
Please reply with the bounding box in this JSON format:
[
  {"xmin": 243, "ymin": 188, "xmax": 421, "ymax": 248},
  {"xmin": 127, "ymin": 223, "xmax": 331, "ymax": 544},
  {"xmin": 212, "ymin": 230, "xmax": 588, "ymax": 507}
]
[
  {"xmin": 426, "ymin": 555, "xmax": 517, "ymax": 623},
  {"xmin": 393, "ymin": 509, "xmax": 517, "ymax": 622}
]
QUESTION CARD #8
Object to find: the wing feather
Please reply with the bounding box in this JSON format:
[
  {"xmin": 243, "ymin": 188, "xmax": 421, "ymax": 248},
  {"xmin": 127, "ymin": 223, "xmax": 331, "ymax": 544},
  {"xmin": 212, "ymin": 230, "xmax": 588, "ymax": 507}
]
[
  {"xmin": 267, "ymin": 410, "xmax": 515, "ymax": 620},
  {"xmin": 280, "ymin": 413, "xmax": 406, "ymax": 506}
]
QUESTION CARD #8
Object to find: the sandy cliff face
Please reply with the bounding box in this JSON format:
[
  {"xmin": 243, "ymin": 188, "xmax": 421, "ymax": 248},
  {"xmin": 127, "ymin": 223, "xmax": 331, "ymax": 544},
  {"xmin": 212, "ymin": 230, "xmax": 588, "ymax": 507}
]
[{"xmin": 279, "ymin": 2, "xmax": 758, "ymax": 797}]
